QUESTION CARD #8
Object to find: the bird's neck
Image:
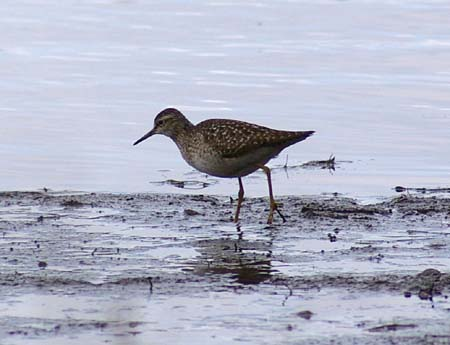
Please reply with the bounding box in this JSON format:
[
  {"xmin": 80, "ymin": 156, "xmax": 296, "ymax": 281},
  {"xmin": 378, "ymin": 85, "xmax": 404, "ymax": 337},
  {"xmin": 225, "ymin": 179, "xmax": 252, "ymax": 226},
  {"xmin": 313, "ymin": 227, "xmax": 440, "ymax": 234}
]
[{"xmin": 168, "ymin": 120, "xmax": 195, "ymax": 143}]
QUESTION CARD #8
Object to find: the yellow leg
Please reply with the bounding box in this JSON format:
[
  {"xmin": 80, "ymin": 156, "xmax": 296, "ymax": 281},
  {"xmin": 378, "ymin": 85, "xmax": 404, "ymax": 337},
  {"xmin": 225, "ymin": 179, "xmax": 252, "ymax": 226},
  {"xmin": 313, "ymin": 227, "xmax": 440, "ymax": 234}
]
[
  {"xmin": 258, "ymin": 165, "xmax": 286, "ymax": 224},
  {"xmin": 234, "ymin": 177, "xmax": 244, "ymax": 222}
]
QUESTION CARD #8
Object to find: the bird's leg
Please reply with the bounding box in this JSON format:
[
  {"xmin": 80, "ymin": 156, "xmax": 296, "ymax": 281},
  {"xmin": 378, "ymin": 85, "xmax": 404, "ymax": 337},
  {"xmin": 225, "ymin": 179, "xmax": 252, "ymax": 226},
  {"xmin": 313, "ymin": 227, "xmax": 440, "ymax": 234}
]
[
  {"xmin": 234, "ymin": 177, "xmax": 245, "ymax": 222},
  {"xmin": 258, "ymin": 165, "xmax": 286, "ymax": 224}
]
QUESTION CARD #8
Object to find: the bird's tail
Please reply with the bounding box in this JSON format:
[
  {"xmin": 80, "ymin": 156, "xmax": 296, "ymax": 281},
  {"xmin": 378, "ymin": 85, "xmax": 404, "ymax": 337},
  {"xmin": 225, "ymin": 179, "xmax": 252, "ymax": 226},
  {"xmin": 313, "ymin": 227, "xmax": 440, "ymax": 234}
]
[{"xmin": 294, "ymin": 130, "xmax": 315, "ymax": 143}]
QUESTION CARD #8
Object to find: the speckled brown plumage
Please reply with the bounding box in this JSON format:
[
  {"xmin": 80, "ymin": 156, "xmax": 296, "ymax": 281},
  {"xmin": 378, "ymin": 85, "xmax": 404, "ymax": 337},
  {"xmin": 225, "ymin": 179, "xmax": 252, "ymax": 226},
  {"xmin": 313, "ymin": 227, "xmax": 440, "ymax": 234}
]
[
  {"xmin": 198, "ymin": 119, "xmax": 313, "ymax": 159},
  {"xmin": 134, "ymin": 108, "xmax": 315, "ymax": 224}
]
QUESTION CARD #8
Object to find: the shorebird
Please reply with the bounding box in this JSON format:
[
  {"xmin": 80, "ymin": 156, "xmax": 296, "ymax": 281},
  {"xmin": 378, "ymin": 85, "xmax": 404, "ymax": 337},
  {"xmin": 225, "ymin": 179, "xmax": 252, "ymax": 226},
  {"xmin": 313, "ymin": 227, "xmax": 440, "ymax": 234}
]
[{"xmin": 133, "ymin": 108, "xmax": 314, "ymax": 224}]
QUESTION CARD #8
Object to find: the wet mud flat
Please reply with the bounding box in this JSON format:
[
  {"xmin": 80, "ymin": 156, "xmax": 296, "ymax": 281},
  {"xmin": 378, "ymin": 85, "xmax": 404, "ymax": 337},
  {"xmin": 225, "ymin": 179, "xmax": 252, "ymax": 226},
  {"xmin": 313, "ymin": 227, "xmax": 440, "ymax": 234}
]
[{"xmin": 0, "ymin": 191, "xmax": 449, "ymax": 345}]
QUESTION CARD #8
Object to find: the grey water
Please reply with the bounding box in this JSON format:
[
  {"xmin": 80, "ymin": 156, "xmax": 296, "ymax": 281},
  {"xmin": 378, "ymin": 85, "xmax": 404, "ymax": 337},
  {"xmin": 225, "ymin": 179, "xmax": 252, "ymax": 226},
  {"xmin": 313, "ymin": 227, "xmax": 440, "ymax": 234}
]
[{"xmin": 1, "ymin": 0, "xmax": 449, "ymax": 200}]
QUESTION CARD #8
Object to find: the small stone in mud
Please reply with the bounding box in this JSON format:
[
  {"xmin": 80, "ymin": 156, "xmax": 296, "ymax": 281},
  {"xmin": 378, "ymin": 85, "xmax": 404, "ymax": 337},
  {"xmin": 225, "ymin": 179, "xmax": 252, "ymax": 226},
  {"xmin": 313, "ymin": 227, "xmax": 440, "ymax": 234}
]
[
  {"xmin": 327, "ymin": 233, "xmax": 337, "ymax": 242},
  {"xmin": 184, "ymin": 209, "xmax": 201, "ymax": 216},
  {"xmin": 368, "ymin": 323, "xmax": 417, "ymax": 332},
  {"xmin": 417, "ymin": 268, "xmax": 441, "ymax": 280},
  {"xmin": 418, "ymin": 290, "xmax": 432, "ymax": 300},
  {"xmin": 38, "ymin": 261, "xmax": 47, "ymax": 268},
  {"xmin": 61, "ymin": 199, "xmax": 84, "ymax": 207},
  {"xmin": 8, "ymin": 330, "xmax": 28, "ymax": 335},
  {"xmin": 404, "ymin": 291, "xmax": 412, "ymax": 298},
  {"xmin": 94, "ymin": 322, "xmax": 108, "ymax": 329},
  {"xmin": 296, "ymin": 310, "xmax": 313, "ymax": 320},
  {"xmin": 37, "ymin": 215, "xmax": 44, "ymax": 222},
  {"xmin": 369, "ymin": 253, "xmax": 384, "ymax": 263}
]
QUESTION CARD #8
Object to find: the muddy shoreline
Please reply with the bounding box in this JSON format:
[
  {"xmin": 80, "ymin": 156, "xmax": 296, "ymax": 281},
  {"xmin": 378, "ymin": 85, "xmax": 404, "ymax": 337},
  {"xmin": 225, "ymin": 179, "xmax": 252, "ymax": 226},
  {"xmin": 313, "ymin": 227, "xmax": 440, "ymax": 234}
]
[{"xmin": 1, "ymin": 191, "xmax": 449, "ymax": 344}]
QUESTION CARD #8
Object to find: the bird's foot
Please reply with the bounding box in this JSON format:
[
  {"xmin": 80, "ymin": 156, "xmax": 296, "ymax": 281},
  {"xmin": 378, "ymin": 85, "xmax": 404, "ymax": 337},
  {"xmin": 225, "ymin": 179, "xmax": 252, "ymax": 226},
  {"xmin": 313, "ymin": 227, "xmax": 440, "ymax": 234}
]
[{"xmin": 267, "ymin": 201, "xmax": 286, "ymax": 224}]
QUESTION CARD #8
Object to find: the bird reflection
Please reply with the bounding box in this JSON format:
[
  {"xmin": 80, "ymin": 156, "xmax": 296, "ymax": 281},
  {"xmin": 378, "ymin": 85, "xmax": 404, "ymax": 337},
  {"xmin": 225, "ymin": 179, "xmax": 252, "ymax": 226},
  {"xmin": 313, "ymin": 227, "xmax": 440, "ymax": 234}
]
[{"xmin": 193, "ymin": 228, "xmax": 275, "ymax": 285}]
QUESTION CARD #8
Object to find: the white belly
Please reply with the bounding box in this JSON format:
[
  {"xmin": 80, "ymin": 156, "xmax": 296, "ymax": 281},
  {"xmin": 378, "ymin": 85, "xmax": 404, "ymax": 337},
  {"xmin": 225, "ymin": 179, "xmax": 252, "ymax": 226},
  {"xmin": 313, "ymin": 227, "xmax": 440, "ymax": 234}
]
[{"xmin": 182, "ymin": 146, "xmax": 276, "ymax": 178}]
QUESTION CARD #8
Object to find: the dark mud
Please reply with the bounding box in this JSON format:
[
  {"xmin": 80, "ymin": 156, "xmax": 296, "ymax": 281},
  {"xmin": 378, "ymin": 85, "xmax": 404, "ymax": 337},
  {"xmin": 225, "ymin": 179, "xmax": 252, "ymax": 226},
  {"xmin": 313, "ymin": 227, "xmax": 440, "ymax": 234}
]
[
  {"xmin": 0, "ymin": 191, "xmax": 449, "ymax": 345},
  {"xmin": 395, "ymin": 186, "xmax": 450, "ymax": 195}
]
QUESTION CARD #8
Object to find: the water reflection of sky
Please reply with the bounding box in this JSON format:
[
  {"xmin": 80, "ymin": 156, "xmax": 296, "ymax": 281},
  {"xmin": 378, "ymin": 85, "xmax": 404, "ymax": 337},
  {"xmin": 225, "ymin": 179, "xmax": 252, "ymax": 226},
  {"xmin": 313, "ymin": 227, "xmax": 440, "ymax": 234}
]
[{"xmin": 1, "ymin": 0, "xmax": 449, "ymax": 200}]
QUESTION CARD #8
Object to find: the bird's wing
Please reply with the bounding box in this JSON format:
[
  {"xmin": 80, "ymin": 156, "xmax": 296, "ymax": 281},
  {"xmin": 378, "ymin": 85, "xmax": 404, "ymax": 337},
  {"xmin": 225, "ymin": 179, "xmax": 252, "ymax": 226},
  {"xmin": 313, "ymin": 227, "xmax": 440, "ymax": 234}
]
[{"xmin": 197, "ymin": 119, "xmax": 314, "ymax": 159}]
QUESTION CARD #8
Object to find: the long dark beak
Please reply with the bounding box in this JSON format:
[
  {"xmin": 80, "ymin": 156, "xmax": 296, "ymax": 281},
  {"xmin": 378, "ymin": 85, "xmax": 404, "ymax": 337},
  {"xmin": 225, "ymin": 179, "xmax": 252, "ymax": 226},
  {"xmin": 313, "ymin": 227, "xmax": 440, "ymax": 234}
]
[{"xmin": 133, "ymin": 129, "xmax": 155, "ymax": 146}]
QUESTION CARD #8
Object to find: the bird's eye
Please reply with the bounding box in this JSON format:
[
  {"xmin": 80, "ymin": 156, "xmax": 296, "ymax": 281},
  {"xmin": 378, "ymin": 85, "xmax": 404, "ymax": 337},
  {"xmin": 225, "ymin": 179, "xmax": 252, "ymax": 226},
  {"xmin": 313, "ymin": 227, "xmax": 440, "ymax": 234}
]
[{"xmin": 157, "ymin": 119, "xmax": 165, "ymax": 126}]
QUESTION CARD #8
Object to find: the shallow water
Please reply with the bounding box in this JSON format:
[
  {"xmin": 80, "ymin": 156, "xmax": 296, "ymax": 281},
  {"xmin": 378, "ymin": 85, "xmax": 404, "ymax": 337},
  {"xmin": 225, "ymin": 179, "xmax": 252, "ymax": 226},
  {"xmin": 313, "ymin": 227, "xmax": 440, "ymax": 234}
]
[
  {"xmin": 1, "ymin": 0, "xmax": 449, "ymax": 199},
  {"xmin": 2, "ymin": 290, "xmax": 447, "ymax": 345}
]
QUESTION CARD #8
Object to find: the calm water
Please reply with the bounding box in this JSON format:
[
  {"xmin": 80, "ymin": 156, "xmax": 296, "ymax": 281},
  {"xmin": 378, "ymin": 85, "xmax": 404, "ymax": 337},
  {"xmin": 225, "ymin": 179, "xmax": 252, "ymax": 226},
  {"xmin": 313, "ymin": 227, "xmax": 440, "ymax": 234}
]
[{"xmin": 1, "ymin": 0, "xmax": 449, "ymax": 199}]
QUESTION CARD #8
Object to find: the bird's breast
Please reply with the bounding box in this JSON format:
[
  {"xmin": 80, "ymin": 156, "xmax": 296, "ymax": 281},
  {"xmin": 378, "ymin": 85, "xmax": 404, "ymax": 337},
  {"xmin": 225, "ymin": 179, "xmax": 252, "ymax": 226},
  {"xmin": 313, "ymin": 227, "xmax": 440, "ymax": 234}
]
[{"xmin": 177, "ymin": 140, "xmax": 276, "ymax": 178}]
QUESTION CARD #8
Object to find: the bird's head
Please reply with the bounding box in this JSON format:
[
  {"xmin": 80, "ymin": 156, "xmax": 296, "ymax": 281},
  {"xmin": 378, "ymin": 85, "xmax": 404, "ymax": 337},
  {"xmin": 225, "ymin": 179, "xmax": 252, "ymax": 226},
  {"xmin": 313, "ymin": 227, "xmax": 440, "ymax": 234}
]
[{"xmin": 133, "ymin": 108, "xmax": 193, "ymax": 145}]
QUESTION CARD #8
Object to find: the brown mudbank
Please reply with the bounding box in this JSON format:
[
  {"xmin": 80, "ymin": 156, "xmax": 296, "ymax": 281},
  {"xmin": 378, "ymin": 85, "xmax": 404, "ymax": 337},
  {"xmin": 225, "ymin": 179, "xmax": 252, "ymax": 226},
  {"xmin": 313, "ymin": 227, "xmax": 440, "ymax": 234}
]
[{"xmin": 0, "ymin": 191, "xmax": 449, "ymax": 344}]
